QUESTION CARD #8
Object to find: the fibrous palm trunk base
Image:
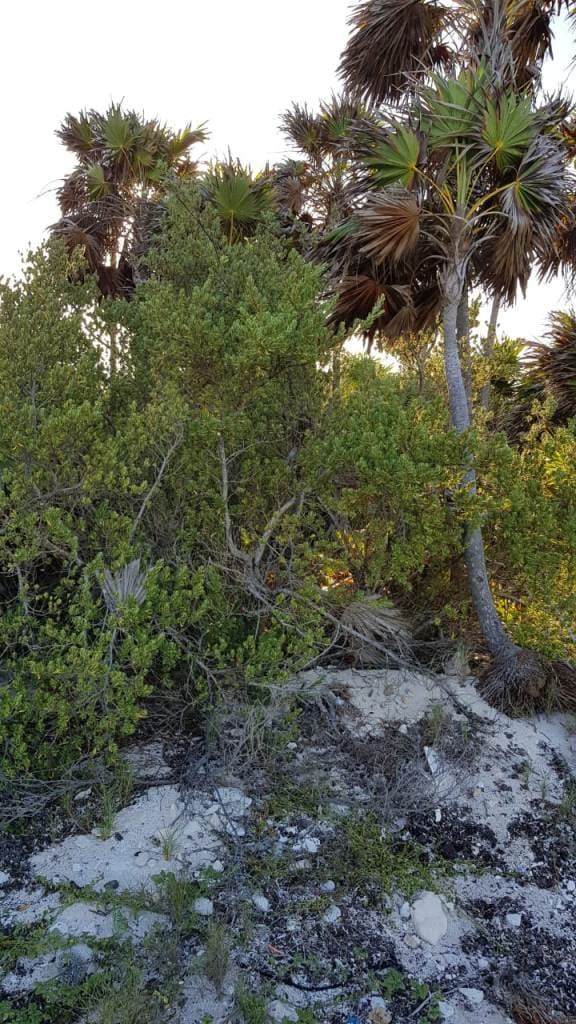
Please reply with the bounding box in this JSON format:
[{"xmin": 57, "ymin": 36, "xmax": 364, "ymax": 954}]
[
  {"xmin": 510, "ymin": 996, "xmax": 576, "ymax": 1023},
  {"xmin": 481, "ymin": 646, "xmax": 576, "ymax": 715}
]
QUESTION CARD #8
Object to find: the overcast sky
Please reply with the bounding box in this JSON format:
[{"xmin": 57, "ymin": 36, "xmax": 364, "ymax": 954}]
[{"xmin": 2, "ymin": 2, "xmax": 574, "ymax": 341}]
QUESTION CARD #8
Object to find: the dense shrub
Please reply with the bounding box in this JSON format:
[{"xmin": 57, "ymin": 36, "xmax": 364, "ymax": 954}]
[
  {"xmin": 0, "ymin": 193, "xmax": 332, "ymax": 773},
  {"xmin": 0, "ymin": 186, "xmax": 574, "ymax": 775}
]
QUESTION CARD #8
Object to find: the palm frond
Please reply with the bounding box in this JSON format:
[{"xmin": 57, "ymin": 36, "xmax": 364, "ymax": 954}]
[
  {"xmin": 339, "ymin": 0, "xmax": 450, "ymax": 105},
  {"xmin": 354, "ymin": 189, "xmax": 421, "ymax": 262}
]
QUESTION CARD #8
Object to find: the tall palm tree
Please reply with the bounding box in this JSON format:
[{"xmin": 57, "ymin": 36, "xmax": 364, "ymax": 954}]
[
  {"xmin": 51, "ymin": 104, "xmax": 208, "ymax": 298},
  {"xmin": 330, "ymin": 6, "xmax": 576, "ymax": 699}
]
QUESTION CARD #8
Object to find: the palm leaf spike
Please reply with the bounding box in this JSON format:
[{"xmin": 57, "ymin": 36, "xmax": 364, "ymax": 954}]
[{"xmin": 102, "ymin": 559, "xmax": 148, "ymax": 613}]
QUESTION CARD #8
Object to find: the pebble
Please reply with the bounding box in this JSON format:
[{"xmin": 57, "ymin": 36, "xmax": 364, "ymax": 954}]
[
  {"xmin": 322, "ymin": 905, "xmax": 342, "ymax": 925},
  {"xmin": 368, "ymin": 1000, "xmax": 392, "ymax": 1024},
  {"xmin": 505, "ymin": 912, "xmax": 522, "ymax": 929},
  {"xmin": 211, "ymin": 860, "xmax": 225, "ymax": 873},
  {"xmin": 400, "ymin": 901, "xmax": 411, "ymax": 920},
  {"xmin": 411, "ymin": 892, "xmax": 448, "ymax": 945},
  {"xmin": 321, "ymin": 880, "xmax": 336, "ymax": 893},
  {"xmin": 399, "ymin": 724, "xmax": 408, "ymax": 735},
  {"xmin": 459, "ymin": 988, "xmax": 484, "ymax": 1008},
  {"xmin": 438, "ymin": 1003, "xmax": 455, "ymax": 1020},
  {"xmin": 193, "ymin": 897, "xmax": 214, "ymax": 917},
  {"xmin": 295, "ymin": 836, "xmax": 321, "ymax": 855},
  {"xmin": 267, "ymin": 1000, "xmax": 298, "ymax": 1023},
  {"xmin": 566, "ymin": 880, "xmax": 575, "ymax": 892},
  {"xmin": 0, "ymin": 871, "xmax": 10, "ymax": 887},
  {"xmin": 252, "ymin": 894, "xmax": 271, "ymax": 913}
]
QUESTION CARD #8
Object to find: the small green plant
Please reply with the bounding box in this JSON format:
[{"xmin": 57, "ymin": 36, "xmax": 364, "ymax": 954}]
[
  {"xmin": 558, "ymin": 778, "xmax": 576, "ymax": 820},
  {"xmin": 93, "ymin": 764, "xmax": 134, "ymax": 840},
  {"xmin": 235, "ymin": 985, "xmax": 267, "ymax": 1024},
  {"xmin": 325, "ymin": 814, "xmax": 449, "ymax": 899},
  {"xmin": 155, "ymin": 828, "xmax": 180, "ymax": 861},
  {"xmin": 152, "ymin": 871, "xmax": 200, "ymax": 934},
  {"xmin": 380, "ymin": 967, "xmax": 405, "ymax": 999},
  {"xmin": 203, "ymin": 921, "xmax": 230, "ymax": 994}
]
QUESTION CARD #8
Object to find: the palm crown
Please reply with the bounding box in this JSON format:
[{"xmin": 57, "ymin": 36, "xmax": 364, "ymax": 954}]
[{"xmin": 51, "ymin": 104, "xmax": 208, "ymax": 295}]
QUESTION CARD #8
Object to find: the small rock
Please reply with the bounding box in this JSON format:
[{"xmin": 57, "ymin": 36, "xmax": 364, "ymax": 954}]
[
  {"xmin": 295, "ymin": 836, "xmax": 321, "ymax": 855},
  {"xmin": 438, "ymin": 1002, "xmax": 455, "ymax": 1020},
  {"xmin": 400, "ymin": 901, "xmax": 411, "ymax": 920},
  {"xmin": 253, "ymin": 894, "xmax": 271, "ymax": 913},
  {"xmin": 267, "ymin": 1000, "xmax": 298, "ymax": 1023},
  {"xmin": 566, "ymin": 880, "xmax": 575, "ymax": 892},
  {"xmin": 459, "ymin": 988, "xmax": 484, "ymax": 1008},
  {"xmin": 322, "ymin": 904, "xmax": 341, "ymax": 925},
  {"xmin": 194, "ymin": 897, "xmax": 214, "ymax": 917},
  {"xmin": 0, "ymin": 870, "xmax": 10, "ymax": 886},
  {"xmin": 73, "ymin": 788, "xmax": 92, "ymax": 802},
  {"xmin": 478, "ymin": 957, "xmax": 490, "ymax": 970},
  {"xmin": 211, "ymin": 859, "xmax": 225, "ymax": 873},
  {"xmin": 321, "ymin": 880, "xmax": 336, "ymax": 893},
  {"xmin": 368, "ymin": 996, "xmax": 392, "ymax": 1024},
  {"xmin": 399, "ymin": 724, "xmax": 408, "ymax": 735},
  {"xmin": 411, "ymin": 892, "xmax": 448, "ymax": 946},
  {"xmin": 369, "ymin": 1008, "xmax": 392, "ymax": 1024},
  {"xmin": 505, "ymin": 912, "xmax": 522, "ymax": 929},
  {"xmin": 286, "ymin": 742, "xmax": 298, "ymax": 750},
  {"xmin": 404, "ymin": 934, "xmax": 421, "ymax": 949}
]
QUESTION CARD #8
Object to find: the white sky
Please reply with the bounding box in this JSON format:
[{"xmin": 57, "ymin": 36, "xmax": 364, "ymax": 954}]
[{"xmin": 1, "ymin": 2, "xmax": 574, "ymax": 342}]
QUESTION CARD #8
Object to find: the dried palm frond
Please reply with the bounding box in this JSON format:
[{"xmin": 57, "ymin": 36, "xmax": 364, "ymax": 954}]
[
  {"xmin": 340, "ymin": 595, "xmax": 414, "ymax": 667},
  {"xmin": 102, "ymin": 559, "xmax": 148, "ymax": 613},
  {"xmin": 354, "ymin": 189, "xmax": 421, "ymax": 262},
  {"xmin": 339, "ymin": 0, "xmax": 450, "ymax": 105}
]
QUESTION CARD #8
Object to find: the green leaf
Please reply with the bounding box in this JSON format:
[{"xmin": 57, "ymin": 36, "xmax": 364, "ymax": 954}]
[
  {"xmin": 365, "ymin": 126, "xmax": 421, "ymax": 188},
  {"xmin": 86, "ymin": 163, "xmax": 108, "ymax": 200},
  {"xmin": 482, "ymin": 94, "xmax": 535, "ymax": 171}
]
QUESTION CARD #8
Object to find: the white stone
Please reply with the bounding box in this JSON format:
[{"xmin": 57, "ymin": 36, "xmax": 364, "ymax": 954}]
[
  {"xmin": 211, "ymin": 859, "xmax": 225, "ymax": 873},
  {"xmin": 566, "ymin": 880, "xmax": 575, "ymax": 892},
  {"xmin": 459, "ymin": 988, "xmax": 485, "ymax": 1008},
  {"xmin": 368, "ymin": 997, "xmax": 392, "ymax": 1023},
  {"xmin": 400, "ymin": 901, "xmax": 411, "ymax": 919},
  {"xmin": 0, "ymin": 870, "xmax": 10, "ymax": 886},
  {"xmin": 438, "ymin": 1002, "xmax": 455, "ymax": 1020},
  {"xmin": 253, "ymin": 894, "xmax": 271, "ymax": 913},
  {"xmin": 411, "ymin": 892, "xmax": 448, "ymax": 945},
  {"xmin": 194, "ymin": 897, "xmax": 214, "ymax": 917},
  {"xmin": 320, "ymin": 880, "xmax": 336, "ymax": 893},
  {"xmin": 214, "ymin": 787, "xmax": 252, "ymax": 816},
  {"xmin": 505, "ymin": 912, "xmax": 522, "ymax": 929},
  {"xmin": 49, "ymin": 902, "xmax": 167, "ymax": 942},
  {"xmin": 294, "ymin": 836, "xmax": 321, "ymax": 855},
  {"xmin": 267, "ymin": 1000, "xmax": 298, "ymax": 1023},
  {"xmin": 399, "ymin": 724, "xmax": 409, "ymax": 735},
  {"xmin": 30, "ymin": 786, "xmax": 220, "ymax": 892},
  {"xmin": 322, "ymin": 904, "xmax": 342, "ymax": 925},
  {"xmin": 2, "ymin": 944, "xmax": 93, "ymax": 995}
]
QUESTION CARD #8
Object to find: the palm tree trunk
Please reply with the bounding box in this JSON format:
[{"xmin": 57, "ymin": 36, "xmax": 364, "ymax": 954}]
[
  {"xmin": 480, "ymin": 294, "xmax": 500, "ymax": 411},
  {"xmin": 456, "ymin": 283, "xmax": 472, "ymax": 408},
  {"xmin": 443, "ymin": 264, "xmax": 516, "ymax": 660}
]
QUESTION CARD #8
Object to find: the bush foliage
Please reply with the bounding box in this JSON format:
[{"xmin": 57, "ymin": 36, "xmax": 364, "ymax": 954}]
[{"xmin": 0, "ymin": 184, "xmax": 574, "ymax": 774}]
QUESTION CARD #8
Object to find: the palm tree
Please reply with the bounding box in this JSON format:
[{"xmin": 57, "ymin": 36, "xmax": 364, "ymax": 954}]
[
  {"xmin": 51, "ymin": 104, "xmax": 208, "ymax": 298},
  {"xmin": 330, "ymin": 6, "xmax": 576, "ymax": 699}
]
